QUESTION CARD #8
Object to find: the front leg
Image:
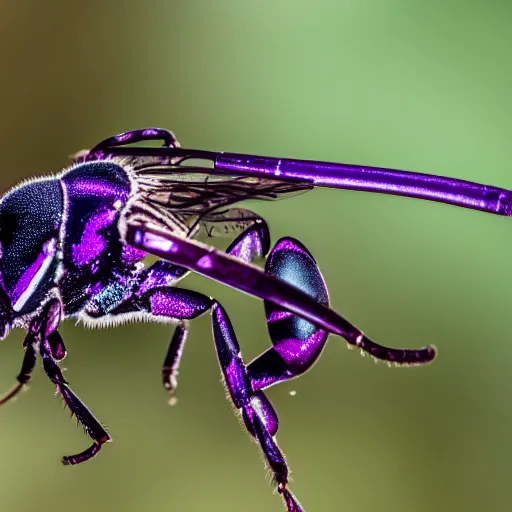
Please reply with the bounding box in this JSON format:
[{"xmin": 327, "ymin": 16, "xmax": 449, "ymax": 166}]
[
  {"xmin": 40, "ymin": 341, "xmax": 111, "ymax": 465},
  {"xmin": 0, "ymin": 330, "xmax": 66, "ymax": 405},
  {"xmin": 2, "ymin": 297, "xmax": 111, "ymax": 464},
  {"xmin": 38, "ymin": 298, "xmax": 111, "ymax": 465},
  {"xmin": 0, "ymin": 334, "xmax": 37, "ymax": 405}
]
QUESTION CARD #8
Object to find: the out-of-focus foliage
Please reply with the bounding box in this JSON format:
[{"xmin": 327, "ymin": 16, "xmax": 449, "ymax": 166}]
[{"xmin": 0, "ymin": 2, "xmax": 511, "ymax": 511}]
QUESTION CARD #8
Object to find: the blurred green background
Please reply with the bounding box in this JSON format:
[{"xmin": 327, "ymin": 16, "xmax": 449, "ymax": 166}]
[{"xmin": 0, "ymin": 1, "xmax": 511, "ymax": 511}]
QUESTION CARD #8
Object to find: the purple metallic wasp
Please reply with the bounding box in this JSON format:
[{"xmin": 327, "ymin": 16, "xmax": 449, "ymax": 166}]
[{"xmin": 0, "ymin": 127, "xmax": 510, "ymax": 512}]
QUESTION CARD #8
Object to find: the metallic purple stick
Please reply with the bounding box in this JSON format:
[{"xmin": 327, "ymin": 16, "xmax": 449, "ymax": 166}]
[
  {"xmin": 124, "ymin": 220, "xmax": 435, "ymax": 366},
  {"xmin": 105, "ymin": 145, "xmax": 512, "ymax": 215}
]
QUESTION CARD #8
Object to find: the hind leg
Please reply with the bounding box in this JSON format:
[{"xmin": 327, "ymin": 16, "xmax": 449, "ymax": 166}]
[
  {"xmin": 247, "ymin": 237, "xmax": 330, "ymax": 391},
  {"xmin": 212, "ymin": 301, "xmax": 304, "ymax": 512},
  {"xmin": 155, "ymin": 224, "xmax": 330, "ymax": 402}
]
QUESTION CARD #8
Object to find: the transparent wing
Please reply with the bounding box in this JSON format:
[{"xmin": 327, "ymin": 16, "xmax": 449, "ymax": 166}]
[
  {"xmin": 130, "ymin": 162, "xmax": 313, "ymax": 238},
  {"xmin": 195, "ymin": 207, "xmax": 264, "ymax": 239}
]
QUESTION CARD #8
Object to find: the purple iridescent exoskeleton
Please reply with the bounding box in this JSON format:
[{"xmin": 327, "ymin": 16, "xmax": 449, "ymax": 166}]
[{"xmin": 1, "ymin": 127, "xmax": 509, "ymax": 512}]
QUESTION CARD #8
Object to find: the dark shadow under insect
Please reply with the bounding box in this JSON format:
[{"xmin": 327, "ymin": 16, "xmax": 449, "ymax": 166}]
[{"xmin": 8, "ymin": 127, "xmax": 503, "ymax": 511}]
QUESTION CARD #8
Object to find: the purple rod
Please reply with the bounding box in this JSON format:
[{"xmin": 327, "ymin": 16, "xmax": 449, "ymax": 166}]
[
  {"xmin": 125, "ymin": 220, "xmax": 435, "ymax": 365},
  {"xmin": 106, "ymin": 146, "xmax": 512, "ymax": 216}
]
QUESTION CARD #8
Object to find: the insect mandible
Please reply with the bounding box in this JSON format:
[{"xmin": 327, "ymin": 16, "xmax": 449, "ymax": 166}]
[{"xmin": 0, "ymin": 128, "xmax": 510, "ymax": 512}]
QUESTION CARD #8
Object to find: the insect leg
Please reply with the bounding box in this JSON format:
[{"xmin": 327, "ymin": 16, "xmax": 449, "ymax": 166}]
[
  {"xmin": 224, "ymin": 218, "xmax": 270, "ymax": 262},
  {"xmin": 105, "ymin": 278, "xmax": 212, "ymax": 397},
  {"xmin": 157, "ymin": 219, "xmax": 270, "ymax": 403},
  {"xmin": 161, "ymin": 320, "xmax": 187, "ymax": 405},
  {"xmin": 47, "ymin": 330, "xmax": 67, "ymax": 361},
  {"xmin": 82, "ymin": 257, "xmax": 198, "ymax": 405},
  {"xmin": 90, "ymin": 128, "xmax": 179, "ymax": 154},
  {"xmin": 211, "ymin": 301, "xmax": 304, "ymax": 512},
  {"xmin": 32, "ymin": 298, "xmax": 111, "ymax": 465},
  {"xmin": 108, "ymin": 286, "xmax": 212, "ymax": 321},
  {"xmin": 248, "ymin": 237, "xmax": 329, "ymax": 391},
  {"xmin": 134, "ymin": 261, "xmax": 192, "ymax": 404},
  {"xmin": 0, "ymin": 296, "xmax": 66, "ymax": 406},
  {"xmin": 0, "ymin": 333, "xmax": 37, "ymax": 405},
  {"xmin": 40, "ymin": 342, "xmax": 111, "ymax": 465}
]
